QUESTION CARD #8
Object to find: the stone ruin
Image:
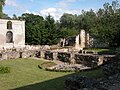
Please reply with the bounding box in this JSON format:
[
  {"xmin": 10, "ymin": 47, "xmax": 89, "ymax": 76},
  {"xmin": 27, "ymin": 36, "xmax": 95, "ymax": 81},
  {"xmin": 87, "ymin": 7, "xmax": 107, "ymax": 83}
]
[
  {"xmin": 0, "ymin": 19, "xmax": 25, "ymax": 50},
  {"xmin": 0, "ymin": 46, "xmax": 118, "ymax": 90},
  {"xmin": 64, "ymin": 53, "xmax": 120, "ymax": 90},
  {"xmin": 0, "ymin": 46, "xmax": 115, "ymax": 72},
  {"xmin": 59, "ymin": 29, "xmax": 93, "ymax": 51}
]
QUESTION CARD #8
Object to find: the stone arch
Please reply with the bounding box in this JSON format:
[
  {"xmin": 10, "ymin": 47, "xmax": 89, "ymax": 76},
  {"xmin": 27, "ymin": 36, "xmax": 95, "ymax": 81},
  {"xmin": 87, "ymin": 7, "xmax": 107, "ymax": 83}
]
[
  {"xmin": 7, "ymin": 21, "xmax": 12, "ymax": 29},
  {"xmin": 6, "ymin": 31, "xmax": 13, "ymax": 43}
]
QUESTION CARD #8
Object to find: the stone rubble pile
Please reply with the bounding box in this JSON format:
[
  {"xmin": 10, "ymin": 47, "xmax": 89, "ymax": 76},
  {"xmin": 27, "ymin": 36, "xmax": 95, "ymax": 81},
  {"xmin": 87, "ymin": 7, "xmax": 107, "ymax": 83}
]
[
  {"xmin": 65, "ymin": 73, "xmax": 120, "ymax": 90},
  {"xmin": 48, "ymin": 64, "xmax": 91, "ymax": 71},
  {"xmin": 64, "ymin": 53, "xmax": 120, "ymax": 90}
]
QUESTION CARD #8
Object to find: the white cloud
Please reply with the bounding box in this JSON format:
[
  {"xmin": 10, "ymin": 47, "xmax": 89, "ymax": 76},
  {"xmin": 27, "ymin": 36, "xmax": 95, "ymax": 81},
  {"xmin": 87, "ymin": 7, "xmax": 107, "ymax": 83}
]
[
  {"xmin": 5, "ymin": 0, "xmax": 82, "ymax": 20},
  {"xmin": 24, "ymin": 10, "xmax": 39, "ymax": 15},
  {"xmin": 40, "ymin": 8, "xmax": 57, "ymax": 14},
  {"xmin": 40, "ymin": 8, "xmax": 59, "ymax": 20},
  {"xmin": 39, "ymin": 7, "xmax": 81, "ymax": 20}
]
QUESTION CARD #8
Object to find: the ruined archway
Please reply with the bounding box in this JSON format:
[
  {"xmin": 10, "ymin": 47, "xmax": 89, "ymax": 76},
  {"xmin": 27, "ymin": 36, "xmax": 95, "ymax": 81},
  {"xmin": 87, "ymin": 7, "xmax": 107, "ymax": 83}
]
[{"xmin": 7, "ymin": 21, "xmax": 12, "ymax": 29}]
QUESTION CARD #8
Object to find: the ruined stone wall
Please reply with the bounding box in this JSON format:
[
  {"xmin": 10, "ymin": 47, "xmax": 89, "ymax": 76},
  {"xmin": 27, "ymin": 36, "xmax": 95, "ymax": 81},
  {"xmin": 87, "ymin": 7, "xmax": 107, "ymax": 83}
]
[
  {"xmin": 0, "ymin": 49, "xmax": 114, "ymax": 69},
  {"xmin": 0, "ymin": 19, "xmax": 25, "ymax": 49},
  {"xmin": 75, "ymin": 54, "xmax": 104, "ymax": 67},
  {"xmin": 64, "ymin": 54, "xmax": 120, "ymax": 90}
]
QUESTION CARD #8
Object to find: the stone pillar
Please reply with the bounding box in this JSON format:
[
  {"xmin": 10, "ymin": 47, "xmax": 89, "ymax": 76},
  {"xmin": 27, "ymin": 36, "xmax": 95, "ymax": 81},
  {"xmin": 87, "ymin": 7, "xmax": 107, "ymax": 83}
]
[
  {"xmin": 86, "ymin": 33, "xmax": 90, "ymax": 47},
  {"xmin": 40, "ymin": 50, "xmax": 45, "ymax": 59},
  {"xmin": 80, "ymin": 29, "xmax": 86, "ymax": 49},
  {"xmin": 70, "ymin": 52, "xmax": 75, "ymax": 59},
  {"xmin": 75, "ymin": 35, "xmax": 80, "ymax": 50},
  {"xmin": 53, "ymin": 52, "xmax": 58, "ymax": 60},
  {"xmin": 63, "ymin": 38, "xmax": 66, "ymax": 47},
  {"xmin": 70, "ymin": 52, "xmax": 76, "ymax": 64}
]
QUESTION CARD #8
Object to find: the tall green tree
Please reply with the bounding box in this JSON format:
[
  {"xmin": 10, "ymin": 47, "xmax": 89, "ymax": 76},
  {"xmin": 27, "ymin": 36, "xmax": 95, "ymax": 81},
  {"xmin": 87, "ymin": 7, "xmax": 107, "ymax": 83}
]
[
  {"xmin": 0, "ymin": 0, "xmax": 5, "ymax": 18},
  {"xmin": 20, "ymin": 13, "xmax": 45, "ymax": 45},
  {"xmin": 17, "ymin": 0, "xmax": 120, "ymax": 47},
  {"xmin": 90, "ymin": 0, "xmax": 120, "ymax": 47},
  {"xmin": 44, "ymin": 14, "xmax": 61, "ymax": 45}
]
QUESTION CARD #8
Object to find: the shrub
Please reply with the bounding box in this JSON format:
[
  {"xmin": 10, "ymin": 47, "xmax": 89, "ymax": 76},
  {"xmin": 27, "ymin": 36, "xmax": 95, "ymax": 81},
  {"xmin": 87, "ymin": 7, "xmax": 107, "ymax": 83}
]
[{"xmin": 0, "ymin": 66, "xmax": 10, "ymax": 74}]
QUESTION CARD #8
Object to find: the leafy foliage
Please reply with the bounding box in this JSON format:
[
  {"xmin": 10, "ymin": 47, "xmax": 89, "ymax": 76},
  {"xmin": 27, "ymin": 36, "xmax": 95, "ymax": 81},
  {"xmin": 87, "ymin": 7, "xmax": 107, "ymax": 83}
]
[
  {"xmin": 2, "ymin": 0, "xmax": 120, "ymax": 47},
  {"xmin": 20, "ymin": 14, "xmax": 61, "ymax": 45},
  {"xmin": 59, "ymin": 0, "xmax": 120, "ymax": 47},
  {"xmin": 0, "ymin": 66, "xmax": 10, "ymax": 74},
  {"xmin": 0, "ymin": 0, "xmax": 5, "ymax": 18}
]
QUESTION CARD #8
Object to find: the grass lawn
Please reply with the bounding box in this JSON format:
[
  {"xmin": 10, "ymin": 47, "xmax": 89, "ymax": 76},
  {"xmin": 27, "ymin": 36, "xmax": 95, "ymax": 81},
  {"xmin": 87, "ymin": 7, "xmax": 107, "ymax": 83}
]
[
  {"xmin": 0, "ymin": 58, "xmax": 103, "ymax": 90},
  {"xmin": 84, "ymin": 48, "xmax": 116, "ymax": 55}
]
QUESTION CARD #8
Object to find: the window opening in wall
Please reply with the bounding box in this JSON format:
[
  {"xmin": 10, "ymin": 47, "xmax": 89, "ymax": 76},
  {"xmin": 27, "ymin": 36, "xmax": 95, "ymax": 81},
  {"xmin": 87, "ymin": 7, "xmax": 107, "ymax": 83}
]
[
  {"xmin": 7, "ymin": 21, "xmax": 12, "ymax": 29},
  {"xmin": 6, "ymin": 31, "xmax": 13, "ymax": 43}
]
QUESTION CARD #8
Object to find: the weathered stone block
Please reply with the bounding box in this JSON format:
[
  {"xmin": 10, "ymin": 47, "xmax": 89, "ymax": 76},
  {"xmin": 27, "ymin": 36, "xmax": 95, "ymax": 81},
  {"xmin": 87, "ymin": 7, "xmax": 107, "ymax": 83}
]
[{"xmin": 75, "ymin": 54, "xmax": 104, "ymax": 67}]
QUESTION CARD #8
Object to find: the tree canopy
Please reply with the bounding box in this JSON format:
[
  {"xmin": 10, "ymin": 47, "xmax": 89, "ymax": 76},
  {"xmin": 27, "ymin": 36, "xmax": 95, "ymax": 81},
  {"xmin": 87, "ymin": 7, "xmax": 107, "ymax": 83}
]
[
  {"xmin": 2, "ymin": 0, "xmax": 120, "ymax": 47},
  {"xmin": 0, "ymin": 0, "xmax": 5, "ymax": 18}
]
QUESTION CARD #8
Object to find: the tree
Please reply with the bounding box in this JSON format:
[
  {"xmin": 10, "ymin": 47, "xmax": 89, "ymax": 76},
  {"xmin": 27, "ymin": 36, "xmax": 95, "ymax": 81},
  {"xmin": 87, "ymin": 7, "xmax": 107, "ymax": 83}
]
[
  {"xmin": 20, "ymin": 13, "xmax": 45, "ymax": 45},
  {"xmin": 12, "ymin": 14, "xmax": 18, "ymax": 20},
  {"xmin": 17, "ymin": 1, "xmax": 120, "ymax": 47},
  {"xmin": 90, "ymin": 1, "xmax": 120, "ymax": 47},
  {"xmin": 0, "ymin": 0, "xmax": 5, "ymax": 18},
  {"xmin": 44, "ymin": 14, "xmax": 60, "ymax": 45},
  {"xmin": 2, "ymin": 13, "xmax": 10, "ymax": 19},
  {"xmin": 60, "ymin": 13, "xmax": 79, "ymax": 38}
]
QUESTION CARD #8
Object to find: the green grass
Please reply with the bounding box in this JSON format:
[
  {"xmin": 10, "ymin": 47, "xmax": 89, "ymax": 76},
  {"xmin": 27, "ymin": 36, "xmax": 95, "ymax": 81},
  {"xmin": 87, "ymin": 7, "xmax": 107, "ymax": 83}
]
[
  {"xmin": 84, "ymin": 48, "xmax": 116, "ymax": 55},
  {"xmin": 0, "ymin": 58, "xmax": 103, "ymax": 90}
]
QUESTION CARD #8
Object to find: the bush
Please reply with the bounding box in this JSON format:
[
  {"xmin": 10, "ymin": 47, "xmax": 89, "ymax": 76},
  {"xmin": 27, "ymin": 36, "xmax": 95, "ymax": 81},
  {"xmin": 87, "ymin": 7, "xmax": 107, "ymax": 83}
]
[{"xmin": 0, "ymin": 66, "xmax": 10, "ymax": 74}]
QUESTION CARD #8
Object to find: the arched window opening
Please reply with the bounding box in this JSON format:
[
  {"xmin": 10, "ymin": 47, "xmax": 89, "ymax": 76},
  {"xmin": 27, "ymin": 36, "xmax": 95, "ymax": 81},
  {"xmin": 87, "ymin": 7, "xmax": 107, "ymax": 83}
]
[
  {"xmin": 6, "ymin": 31, "xmax": 13, "ymax": 43},
  {"xmin": 7, "ymin": 21, "xmax": 12, "ymax": 29}
]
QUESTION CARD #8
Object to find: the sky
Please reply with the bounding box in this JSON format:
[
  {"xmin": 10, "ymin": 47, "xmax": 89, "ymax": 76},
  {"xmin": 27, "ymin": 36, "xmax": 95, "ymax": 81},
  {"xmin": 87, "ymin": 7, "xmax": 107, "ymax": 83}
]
[{"xmin": 3, "ymin": 0, "xmax": 120, "ymax": 20}]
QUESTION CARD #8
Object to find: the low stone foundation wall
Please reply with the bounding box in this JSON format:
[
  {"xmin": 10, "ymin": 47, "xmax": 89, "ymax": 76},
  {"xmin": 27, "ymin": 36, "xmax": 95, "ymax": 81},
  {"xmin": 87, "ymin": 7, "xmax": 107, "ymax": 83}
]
[
  {"xmin": 21, "ymin": 50, "xmax": 36, "ymax": 58},
  {"xmin": 0, "ymin": 50, "xmax": 115, "ymax": 68},
  {"xmin": 7, "ymin": 51, "xmax": 20, "ymax": 59},
  {"xmin": 75, "ymin": 54, "xmax": 104, "ymax": 67},
  {"xmin": 44, "ymin": 51, "xmax": 53, "ymax": 60},
  {"xmin": 0, "ymin": 50, "xmax": 36, "ymax": 60},
  {"xmin": 64, "ymin": 54, "xmax": 119, "ymax": 90},
  {"xmin": 0, "ymin": 51, "xmax": 20, "ymax": 60},
  {"xmin": 57, "ymin": 52, "xmax": 71, "ymax": 63},
  {"xmin": 42, "ymin": 51, "xmax": 104, "ymax": 67}
]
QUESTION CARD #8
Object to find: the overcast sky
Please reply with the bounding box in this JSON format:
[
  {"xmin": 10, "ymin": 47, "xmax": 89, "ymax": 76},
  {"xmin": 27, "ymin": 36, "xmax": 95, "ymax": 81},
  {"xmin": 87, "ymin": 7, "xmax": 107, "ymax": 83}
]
[{"xmin": 3, "ymin": 0, "xmax": 119, "ymax": 20}]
